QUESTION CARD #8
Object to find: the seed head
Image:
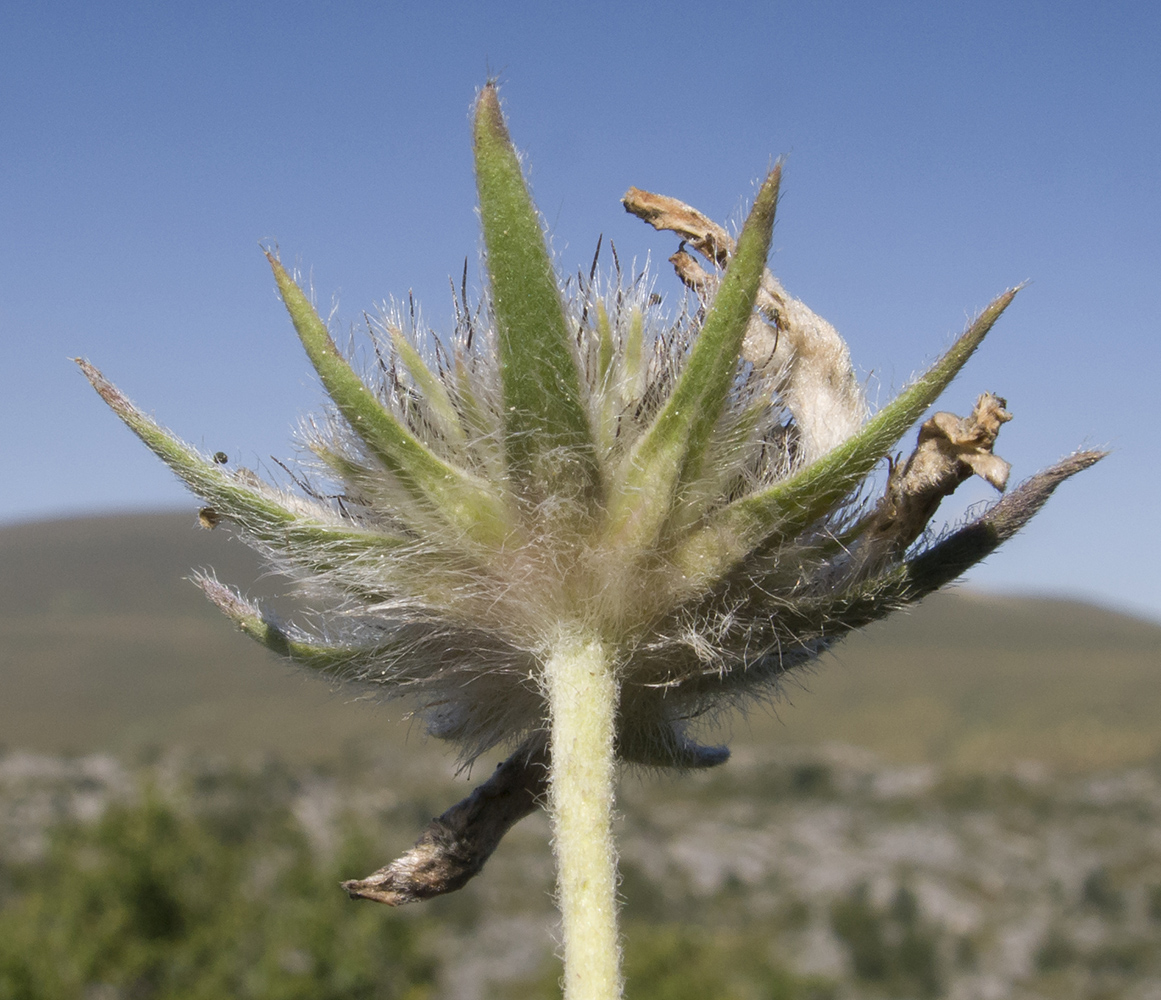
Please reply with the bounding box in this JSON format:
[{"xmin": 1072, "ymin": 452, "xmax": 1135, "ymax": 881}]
[{"xmin": 78, "ymin": 82, "xmax": 1102, "ymax": 771}]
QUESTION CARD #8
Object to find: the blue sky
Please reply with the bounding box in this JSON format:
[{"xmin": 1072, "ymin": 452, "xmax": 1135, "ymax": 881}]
[{"xmin": 3, "ymin": 1, "xmax": 1158, "ymax": 620}]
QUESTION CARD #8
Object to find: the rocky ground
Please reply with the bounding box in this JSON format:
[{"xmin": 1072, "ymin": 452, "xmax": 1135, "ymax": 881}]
[{"xmin": 4, "ymin": 744, "xmax": 1160, "ymax": 999}]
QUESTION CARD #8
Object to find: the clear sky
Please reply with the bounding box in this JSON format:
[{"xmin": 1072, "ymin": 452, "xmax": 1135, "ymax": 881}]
[{"xmin": 3, "ymin": 1, "xmax": 1158, "ymax": 620}]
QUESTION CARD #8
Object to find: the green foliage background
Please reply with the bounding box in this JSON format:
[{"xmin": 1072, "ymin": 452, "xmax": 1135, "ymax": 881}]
[{"xmin": 0, "ymin": 775, "xmax": 435, "ymax": 1000}]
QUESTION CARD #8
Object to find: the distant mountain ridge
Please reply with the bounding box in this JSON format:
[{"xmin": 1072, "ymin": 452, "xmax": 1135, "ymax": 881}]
[{"xmin": 2, "ymin": 511, "xmax": 1159, "ymax": 771}]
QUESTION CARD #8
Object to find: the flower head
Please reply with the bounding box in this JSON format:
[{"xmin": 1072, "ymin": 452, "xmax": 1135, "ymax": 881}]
[{"xmin": 79, "ymin": 83, "xmax": 1100, "ymax": 773}]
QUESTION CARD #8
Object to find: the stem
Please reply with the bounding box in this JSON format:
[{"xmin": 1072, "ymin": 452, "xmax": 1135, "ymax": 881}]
[{"xmin": 544, "ymin": 634, "xmax": 622, "ymax": 1000}]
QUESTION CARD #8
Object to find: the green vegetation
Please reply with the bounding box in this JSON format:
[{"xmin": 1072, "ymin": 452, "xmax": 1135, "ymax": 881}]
[
  {"xmin": 829, "ymin": 884, "xmax": 941, "ymax": 997},
  {"xmin": 618, "ymin": 923, "xmax": 836, "ymax": 1000},
  {"xmin": 3, "ymin": 744, "xmax": 1161, "ymax": 998},
  {"xmin": 508, "ymin": 922, "xmax": 838, "ymax": 1000},
  {"xmin": 0, "ymin": 778, "xmax": 434, "ymax": 1000}
]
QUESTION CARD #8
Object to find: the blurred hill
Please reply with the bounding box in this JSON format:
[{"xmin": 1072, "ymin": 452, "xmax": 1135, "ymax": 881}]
[{"xmin": 1, "ymin": 511, "xmax": 1158, "ymax": 772}]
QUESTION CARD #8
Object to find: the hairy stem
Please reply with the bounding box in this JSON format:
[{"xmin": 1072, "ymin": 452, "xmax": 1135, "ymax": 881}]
[{"xmin": 544, "ymin": 635, "xmax": 622, "ymax": 1000}]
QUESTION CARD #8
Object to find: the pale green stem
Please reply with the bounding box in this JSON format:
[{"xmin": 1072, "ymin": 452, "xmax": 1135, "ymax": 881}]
[{"xmin": 544, "ymin": 635, "xmax": 622, "ymax": 1000}]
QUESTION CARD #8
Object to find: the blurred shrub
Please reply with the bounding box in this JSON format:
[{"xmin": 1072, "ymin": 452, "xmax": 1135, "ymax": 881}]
[
  {"xmin": 1080, "ymin": 866, "xmax": 1124, "ymax": 918},
  {"xmin": 505, "ymin": 920, "xmax": 836, "ymax": 1000},
  {"xmin": 829, "ymin": 883, "xmax": 942, "ymax": 998},
  {"xmin": 622, "ymin": 923, "xmax": 836, "ymax": 1000},
  {"xmin": 1034, "ymin": 926, "xmax": 1076, "ymax": 972},
  {"xmin": 0, "ymin": 788, "xmax": 435, "ymax": 1000}
]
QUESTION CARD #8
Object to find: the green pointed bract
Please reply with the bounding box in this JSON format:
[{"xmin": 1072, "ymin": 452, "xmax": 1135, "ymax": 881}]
[
  {"xmin": 603, "ymin": 165, "xmax": 781, "ymax": 555},
  {"xmin": 267, "ymin": 254, "xmax": 512, "ymax": 550},
  {"xmin": 596, "ymin": 301, "xmax": 615, "ymax": 386},
  {"xmin": 672, "ymin": 287, "xmax": 1018, "ymax": 589},
  {"xmin": 197, "ymin": 576, "xmax": 365, "ymax": 675},
  {"xmin": 450, "ymin": 357, "xmax": 504, "ymax": 479},
  {"xmin": 472, "ymin": 84, "xmax": 601, "ymax": 503},
  {"xmin": 620, "ymin": 307, "xmax": 646, "ymax": 404},
  {"xmin": 76, "ymin": 359, "xmax": 408, "ymax": 566},
  {"xmin": 668, "ymin": 396, "xmax": 770, "ymax": 538},
  {"xmin": 386, "ymin": 325, "xmax": 467, "ymax": 449}
]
